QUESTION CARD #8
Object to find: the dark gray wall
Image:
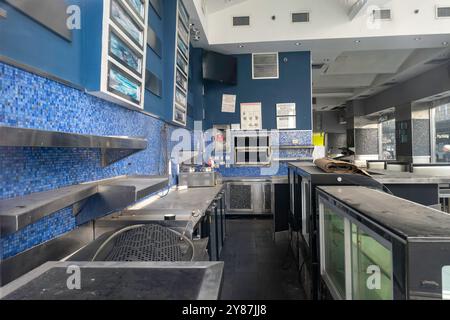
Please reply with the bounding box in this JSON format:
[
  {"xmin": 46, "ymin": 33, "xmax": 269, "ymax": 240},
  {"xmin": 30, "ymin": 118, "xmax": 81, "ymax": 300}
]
[{"xmin": 313, "ymin": 111, "xmax": 346, "ymax": 134}]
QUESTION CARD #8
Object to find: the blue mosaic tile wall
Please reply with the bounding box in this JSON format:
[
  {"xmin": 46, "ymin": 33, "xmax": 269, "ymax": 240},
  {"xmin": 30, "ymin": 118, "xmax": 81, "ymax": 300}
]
[
  {"xmin": 217, "ymin": 163, "xmax": 289, "ymax": 177},
  {"xmin": 1, "ymin": 208, "xmax": 75, "ymax": 259},
  {"xmin": 0, "ymin": 62, "xmax": 182, "ymax": 259}
]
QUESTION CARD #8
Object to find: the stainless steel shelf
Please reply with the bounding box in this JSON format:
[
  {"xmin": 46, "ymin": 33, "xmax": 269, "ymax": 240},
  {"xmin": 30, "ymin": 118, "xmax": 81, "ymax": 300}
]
[
  {"xmin": 273, "ymin": 145, "xmax": 315, "ymax": 149},
  {"xmin": 0, "ymin": 126, "xmax": 148, "ymax": 166},
  {"xmin": 0, "ymin": 175, "xmax": 169, "ymax": 236}
]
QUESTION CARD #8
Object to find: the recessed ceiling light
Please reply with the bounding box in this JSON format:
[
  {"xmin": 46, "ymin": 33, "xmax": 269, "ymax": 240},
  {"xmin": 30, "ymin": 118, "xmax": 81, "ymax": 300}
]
[
  {"xmin": 414, "ymin": 37, "xmax": 422, "ymax": 41},
  {"xmin": 295, "ymin": 42, "xmax": 301, "ymax": 46},
  {"xmin": 443, "ymin": 41, "xmax": 449, "ymax": 46},
  {"xmin": 239, "ymin": 44, "xmax": 244, "ymax": 48},
  {"xmin": 354, "ymin": 40, "xmax": 361, "ymax": 43}
]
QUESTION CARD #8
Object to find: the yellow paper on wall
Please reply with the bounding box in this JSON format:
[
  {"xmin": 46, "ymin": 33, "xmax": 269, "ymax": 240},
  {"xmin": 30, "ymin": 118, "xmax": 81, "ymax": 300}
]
[{"xmin": 313, "ymin": 132, "xmax": 325, "ymax": 146}]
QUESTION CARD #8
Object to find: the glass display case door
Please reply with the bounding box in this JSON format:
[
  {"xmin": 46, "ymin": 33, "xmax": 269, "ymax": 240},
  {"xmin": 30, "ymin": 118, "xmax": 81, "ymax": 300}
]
[
  {"xmin": 319, "ymin": 199, "xmax": 394, "ymax": 300},
  {"xmin": 301, "ymin": 180, "xmax": 310, "ymax": 245}
]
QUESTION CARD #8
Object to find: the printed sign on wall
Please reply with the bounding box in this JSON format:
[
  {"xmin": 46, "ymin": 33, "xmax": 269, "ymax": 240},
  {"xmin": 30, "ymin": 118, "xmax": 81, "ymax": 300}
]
[
  {"xmin": 276, "ymin": 103, "xmax": 296, "ymax": 129},
  {"xmin": 240, "ymin": 102, "xmax": 262, "ymax": 130}
]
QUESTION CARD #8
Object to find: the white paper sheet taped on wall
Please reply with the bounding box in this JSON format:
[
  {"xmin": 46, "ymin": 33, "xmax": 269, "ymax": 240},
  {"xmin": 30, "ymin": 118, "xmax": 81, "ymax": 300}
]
[
  {"xmin": 221, "ymin": 94, "xmax": 236, "ymax": 113},
  {"xmin": 277, "ymin": 116, "xmax": 296, "ymax": 129},
  {"xmin": 276, "ymin": 103, "xmax": 296, "ymax": 129}
]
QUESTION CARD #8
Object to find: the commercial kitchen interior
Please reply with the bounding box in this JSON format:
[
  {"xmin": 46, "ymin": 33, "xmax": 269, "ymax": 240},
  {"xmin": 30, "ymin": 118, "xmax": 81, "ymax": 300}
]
[{"xmin": 1, "ymin": 0, "xmax": 450, "ymax": 301}]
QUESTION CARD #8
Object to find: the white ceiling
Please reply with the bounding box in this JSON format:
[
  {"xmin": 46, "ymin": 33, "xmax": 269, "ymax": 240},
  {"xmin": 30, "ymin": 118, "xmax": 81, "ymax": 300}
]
[
  {"xmin": 205, "ymin": 0, "xmax": 251, "ymax": 13},
  {"xmin": 186, "ymin": 0, "xmax": 450, "ymax": 112}
]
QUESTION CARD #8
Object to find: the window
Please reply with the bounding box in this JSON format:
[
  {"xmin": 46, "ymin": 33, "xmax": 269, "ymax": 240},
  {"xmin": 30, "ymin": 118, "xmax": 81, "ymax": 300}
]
[
  {"xmin": 380, "ymin": 119, "xmax": 396, "ymax": 160},
  {"xmin": 433, "ymin": 103, "xmax": 450, "ymax": 163}
]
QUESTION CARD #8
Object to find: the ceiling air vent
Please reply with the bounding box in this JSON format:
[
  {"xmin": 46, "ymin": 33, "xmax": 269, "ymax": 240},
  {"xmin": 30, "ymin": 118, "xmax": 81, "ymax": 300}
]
[
  {"xmin": 252, "ymin": 53, "xmax": 279, "ymax": 79},
  {"xmin": 233, "ymin": 16, "xmax": 250, "ymax": 26},
  {"xmin": 312, "ymin": 63, "xmax": 325, "ymax": 70},
  {"xmin": 425, "ymin": 58, "xmax": 450, "ymax": 65},
  {"xmin": 437, "ymin": 6, "xmax": 450, "ymax": 18},
  {"xmin": 292, "ymin": 12, "xmax": 310, "ymax": 23},
  {"xmin": 372, "ymin": 9, "xmax": 391, "ymax": 20}
]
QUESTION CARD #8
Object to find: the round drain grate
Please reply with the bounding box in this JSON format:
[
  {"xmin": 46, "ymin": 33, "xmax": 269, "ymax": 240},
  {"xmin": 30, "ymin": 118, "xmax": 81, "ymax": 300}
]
[{"xmin": 99, "ymin": 224, "xmax": 193, "ymax": 262}]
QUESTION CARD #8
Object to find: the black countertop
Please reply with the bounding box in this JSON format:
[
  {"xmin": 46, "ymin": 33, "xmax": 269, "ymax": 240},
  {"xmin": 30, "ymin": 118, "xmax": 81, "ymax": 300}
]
[
  {"xmin": 317, "ymin": 186, "xmax": 450, "ymax": 239},
  {"xmin": 1, "ymin": 261, "xmax": 224, "ymax": 300}
]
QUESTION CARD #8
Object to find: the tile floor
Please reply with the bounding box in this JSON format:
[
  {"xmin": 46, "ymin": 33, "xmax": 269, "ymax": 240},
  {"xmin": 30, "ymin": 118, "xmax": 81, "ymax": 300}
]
[{"xmin": 220, "ymin": 218, "xmax": 306, "ymax": 300}]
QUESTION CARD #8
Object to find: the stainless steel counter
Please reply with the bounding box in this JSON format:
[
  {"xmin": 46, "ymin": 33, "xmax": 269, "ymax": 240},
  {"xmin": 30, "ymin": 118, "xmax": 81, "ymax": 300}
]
[
  {"xmin": 222, "ymin": 176, "xmax": 288, "ymax": 184},
  {"xmin": 140, "ymin": 185, "xmax": 224, "ymax": 213},
  {"xmin": 95, "ymin": 185, "xmax": 225, "ymax": 238},
  {"xmin": 368, "ymin": 169, "xmax": 450, "ymax": 184},
  {"xmin": 0, "ymin": 261, "xmax": 224, "ymax": 300}
]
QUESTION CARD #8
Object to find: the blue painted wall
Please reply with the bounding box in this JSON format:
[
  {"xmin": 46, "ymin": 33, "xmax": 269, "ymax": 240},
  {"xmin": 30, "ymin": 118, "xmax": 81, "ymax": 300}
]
[
  {"xmin": 0, "ymin": 0, "xmax": 198, "ymax": 126},
  {"xmin": 0, "ymin": 0, "xmax": 83, "ymax": 86},
  {"xmin": 203, "ymin": 51, "xmax": 312, "ymax": 130}
]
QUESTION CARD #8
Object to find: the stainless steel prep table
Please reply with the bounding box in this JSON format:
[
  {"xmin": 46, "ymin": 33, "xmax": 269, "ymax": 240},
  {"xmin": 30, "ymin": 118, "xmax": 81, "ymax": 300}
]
[
  {"xmin": 96, "ymin": 185, "xmax": 225, "ymax": 236},
  {"xmin": 0, "ymin": 261, "xmax": 224, "ymax": 300},
  {"xmin": 95, "ymin": 185, "xmax": 226, "ymax": 261}
]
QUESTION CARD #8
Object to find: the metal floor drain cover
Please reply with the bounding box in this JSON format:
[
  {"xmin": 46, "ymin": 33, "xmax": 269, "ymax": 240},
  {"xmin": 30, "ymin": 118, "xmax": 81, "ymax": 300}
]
[{"xmin": 102, "ymin": 225, "xmax": 192, "ymax": 262}]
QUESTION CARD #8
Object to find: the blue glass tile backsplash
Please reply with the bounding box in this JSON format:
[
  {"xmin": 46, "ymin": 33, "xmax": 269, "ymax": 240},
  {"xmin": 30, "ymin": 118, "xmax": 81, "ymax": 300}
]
[
  {"xmin": 0, "ymin": 62, "xmax": 175, "ymax": 199},
  {"xmin": 0, "ymin": 62, "xmax": 178, "ymax": 259}
]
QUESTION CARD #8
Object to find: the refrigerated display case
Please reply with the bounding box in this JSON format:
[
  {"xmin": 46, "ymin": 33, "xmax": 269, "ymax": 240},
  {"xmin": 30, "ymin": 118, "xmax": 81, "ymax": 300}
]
[
  {"xmin": 317, "ymin": 186, "xmax": 450, "ymax": 300},
  {"xmin": 287, "ymin": 162, "xmax": 385, "ymax": 299}
]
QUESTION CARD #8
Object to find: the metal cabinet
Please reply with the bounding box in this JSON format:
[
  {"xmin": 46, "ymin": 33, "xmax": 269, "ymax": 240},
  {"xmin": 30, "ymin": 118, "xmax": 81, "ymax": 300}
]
[
  {"xmin": 202, "ymin": 204, "xmax": 218, "ymax": 261},
  {"xmin": 226, "ymin": 181, "xmax": 272, "ymax": 215},
  {"xmin": 201, "ymin": 188, "xmax": 227, "ymax": 261}
]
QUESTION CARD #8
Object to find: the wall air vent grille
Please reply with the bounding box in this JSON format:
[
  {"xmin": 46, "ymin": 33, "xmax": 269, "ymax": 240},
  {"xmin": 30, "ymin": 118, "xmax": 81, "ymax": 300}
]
[
  {"xmin": 252, "ymin": 53, "xmax": 279, "ymax": 79},
  {"xmin": 437, "ymin": 6, "xmax": 450, "ymax": 18},
  {"xmin": 292, "ymin": 12, "xmax": 310, "ymax": 23},
  {"xmin": 372, "ymin": 9, "xmax": 391, "ymax": 20},
  {"xmin": 233, "ymin": 16, "xmax": 250, "ymax": 26}
]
